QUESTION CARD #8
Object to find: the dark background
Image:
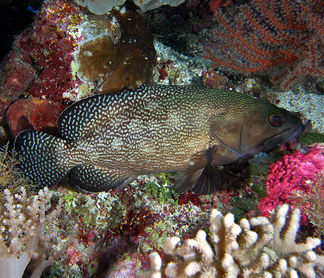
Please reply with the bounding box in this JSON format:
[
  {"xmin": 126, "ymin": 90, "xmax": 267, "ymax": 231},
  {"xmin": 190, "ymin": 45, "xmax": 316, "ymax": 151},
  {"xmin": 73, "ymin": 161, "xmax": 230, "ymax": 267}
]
[{"xmin": 0, "ymin": 0, "xmax": 43, "ymax": 63}]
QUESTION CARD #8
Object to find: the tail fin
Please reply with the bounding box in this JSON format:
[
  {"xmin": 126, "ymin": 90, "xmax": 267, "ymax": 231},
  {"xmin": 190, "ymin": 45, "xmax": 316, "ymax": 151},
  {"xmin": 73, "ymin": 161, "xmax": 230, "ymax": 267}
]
[{"xmin": 14, "ymin": 130, "xmax": 70, "ymax": 187}]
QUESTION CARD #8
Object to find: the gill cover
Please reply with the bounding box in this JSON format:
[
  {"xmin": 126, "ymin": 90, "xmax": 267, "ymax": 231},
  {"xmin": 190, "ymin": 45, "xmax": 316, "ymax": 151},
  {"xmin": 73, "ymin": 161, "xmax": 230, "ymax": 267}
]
[{"xmin": 209, "ymin": 99, "xmax": 305, "ymax": 165}]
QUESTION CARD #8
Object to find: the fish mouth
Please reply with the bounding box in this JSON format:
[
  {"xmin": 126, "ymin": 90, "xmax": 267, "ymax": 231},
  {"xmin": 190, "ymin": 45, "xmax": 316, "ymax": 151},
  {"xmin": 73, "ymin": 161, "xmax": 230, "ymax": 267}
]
[{"xmin": 263, "ymin": 122, "xmax": 305, "ymax": 151}]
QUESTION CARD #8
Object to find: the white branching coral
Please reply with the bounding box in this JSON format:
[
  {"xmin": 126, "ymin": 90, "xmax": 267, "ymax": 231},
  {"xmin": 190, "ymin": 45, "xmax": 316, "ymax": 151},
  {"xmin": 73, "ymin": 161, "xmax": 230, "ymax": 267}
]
[
  {"xmin": 0, "ymin": 187, "xmax": 71, "ymax": 278},
  {"xmin": 147, "ymin": 205, "xmax": 324, "ymax": 278}
]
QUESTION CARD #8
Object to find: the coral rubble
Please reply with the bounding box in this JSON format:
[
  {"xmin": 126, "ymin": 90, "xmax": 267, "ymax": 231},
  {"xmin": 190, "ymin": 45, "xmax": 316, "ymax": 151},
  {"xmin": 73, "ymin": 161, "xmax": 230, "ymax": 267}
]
[{"xmin": 146, "ymin": 205, "xmax": 324, "ymax": 277}]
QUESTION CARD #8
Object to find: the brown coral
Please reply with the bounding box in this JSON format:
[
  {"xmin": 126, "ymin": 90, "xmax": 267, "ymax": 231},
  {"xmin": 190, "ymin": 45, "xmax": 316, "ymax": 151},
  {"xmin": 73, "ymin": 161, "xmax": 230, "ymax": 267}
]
[{"xmin": 75, "ymin": 9, "xmax": 156, "ymax": 94}]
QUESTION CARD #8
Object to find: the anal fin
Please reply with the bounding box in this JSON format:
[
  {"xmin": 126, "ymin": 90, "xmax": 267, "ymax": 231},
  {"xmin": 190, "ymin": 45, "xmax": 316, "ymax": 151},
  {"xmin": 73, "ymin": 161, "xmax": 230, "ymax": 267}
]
[{"xmin": 70, "ymin": 165, "xmax": 136, "ymax": 192}]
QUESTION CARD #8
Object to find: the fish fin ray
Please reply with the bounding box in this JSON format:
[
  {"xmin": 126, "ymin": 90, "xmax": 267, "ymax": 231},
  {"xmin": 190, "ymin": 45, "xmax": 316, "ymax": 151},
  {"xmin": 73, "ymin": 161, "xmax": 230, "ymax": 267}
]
[
  {"xmin": 206, "ymin": 146, "xmax": 218, "ymax": 164},
  {"xmin": 174, "ymin": 163, "xmax": 221, "ymax": 195},
  {"xmin": 192, "ymin": 163, "xmax": 221, "ymax": 195},
  {"xmin": 14, "ymin": 130, "xmax": 70, "ymax": 187},
  {"xmin": 174, "ymin": 168, "xmax": 204, "ymax": 193},
  {"xmin": 70, "ymin": 165, "xmax": 135, "ymax": 192}
]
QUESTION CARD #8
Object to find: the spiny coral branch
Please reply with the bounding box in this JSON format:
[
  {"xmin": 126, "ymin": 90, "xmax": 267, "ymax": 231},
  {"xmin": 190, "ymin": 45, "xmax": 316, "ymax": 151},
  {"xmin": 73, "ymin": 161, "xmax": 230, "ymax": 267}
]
[{"xmin": 146, "ymin": 205, "xmax": 324, "ymax": 277}]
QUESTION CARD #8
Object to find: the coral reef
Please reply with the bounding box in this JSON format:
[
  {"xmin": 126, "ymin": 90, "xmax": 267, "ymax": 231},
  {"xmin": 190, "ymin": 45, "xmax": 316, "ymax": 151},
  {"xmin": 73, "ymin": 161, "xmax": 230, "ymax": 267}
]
[
  {"xmin": 0, "ymin": 187, "xmax": 71, "ymax": 278},
  {"xmin": 6, "ymin": 0, "xmax": 155, "ymax": 102},
  {"xmin": 13, "ymin": 0, "xmax": 84, "ymax": 101},
  {"xmin": 2, "ymin": 0, "xmax": 156, "ymax": 139},
  {"xmin": 258, "ymin": 143, "xmax": 324, "ymax": 220},
  {"xmin": 1, "ymin": 1, "xmax": 324, "ymax": 277},
  {"xmin": 4, "ymin": 0, "xmax": 156, "ymax": 102},
  {"xmin": 145, "ymin": 205, "xmax": 324, "ymax": 277},
  {"xmin": 203, "ymin": 0, "xmax": 324, "ymax": 90}
]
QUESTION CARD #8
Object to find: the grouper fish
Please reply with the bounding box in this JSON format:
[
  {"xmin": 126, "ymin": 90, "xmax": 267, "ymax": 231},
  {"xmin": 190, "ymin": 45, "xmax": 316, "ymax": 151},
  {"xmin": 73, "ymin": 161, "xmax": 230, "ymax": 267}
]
[{"xmin": 14, "ymin": 85, "xmax": 305, "ymax": 194}]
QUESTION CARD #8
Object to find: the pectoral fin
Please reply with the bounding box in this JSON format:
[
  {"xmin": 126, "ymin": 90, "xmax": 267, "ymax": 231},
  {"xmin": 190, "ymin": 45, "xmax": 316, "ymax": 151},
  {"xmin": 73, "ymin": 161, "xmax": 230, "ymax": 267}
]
[
  {"xmin": 70, "ymin": 165, "xmax": 135, "ymax": 192},
  {"xmin": 191, "ymin": 163, "xmax": 221, "ymax": 194},
  {"xmin": 174, "ymin": 168, "xmax": 204, "ymax": 193},
  {"xmin": 174, "ymin": 163, "xmax": 221, "ymax": 195},
  {"xmin": 206, "ymin": 146, "xmax": 218, "ymax": 164}
]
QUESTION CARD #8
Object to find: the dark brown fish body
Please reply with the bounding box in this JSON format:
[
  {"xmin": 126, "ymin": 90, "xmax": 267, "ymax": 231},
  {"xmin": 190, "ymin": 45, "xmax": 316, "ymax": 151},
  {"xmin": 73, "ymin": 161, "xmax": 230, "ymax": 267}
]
[{"xmin": 14, "ymin": 85, "xmax": 305, "ymax": 194}]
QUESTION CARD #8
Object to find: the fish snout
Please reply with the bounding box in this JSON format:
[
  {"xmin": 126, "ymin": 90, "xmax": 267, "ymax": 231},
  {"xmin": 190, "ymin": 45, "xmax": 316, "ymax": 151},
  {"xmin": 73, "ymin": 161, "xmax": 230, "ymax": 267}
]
[{"xmin": 263, "ymin": 121, "xmax": 306, "ymax": 151}]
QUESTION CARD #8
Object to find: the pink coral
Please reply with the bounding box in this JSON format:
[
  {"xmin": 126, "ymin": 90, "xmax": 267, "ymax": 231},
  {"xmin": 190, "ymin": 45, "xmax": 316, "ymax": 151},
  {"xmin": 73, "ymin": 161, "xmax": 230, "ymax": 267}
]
[{"xmin": 258, "ymin": 144, "xmax": 324, "ymax": 219}]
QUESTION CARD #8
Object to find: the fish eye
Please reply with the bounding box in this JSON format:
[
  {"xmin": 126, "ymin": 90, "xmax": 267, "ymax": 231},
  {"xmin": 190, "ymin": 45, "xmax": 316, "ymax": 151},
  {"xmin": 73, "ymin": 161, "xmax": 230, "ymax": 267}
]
[{"xmin": 268, "ymin": 113, "xmax": 285, "ymax": 127}]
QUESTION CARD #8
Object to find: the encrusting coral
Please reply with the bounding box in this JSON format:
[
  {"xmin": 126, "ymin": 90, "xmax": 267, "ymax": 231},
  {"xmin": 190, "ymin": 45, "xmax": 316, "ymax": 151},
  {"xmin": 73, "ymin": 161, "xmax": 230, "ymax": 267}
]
[
  {"xmin": 146, "ymin": 205, "xmax": 324, "ymax": 277},
  {"xmin": 0, "ymin": 187, "xmax": 71, "ymax": 278}
]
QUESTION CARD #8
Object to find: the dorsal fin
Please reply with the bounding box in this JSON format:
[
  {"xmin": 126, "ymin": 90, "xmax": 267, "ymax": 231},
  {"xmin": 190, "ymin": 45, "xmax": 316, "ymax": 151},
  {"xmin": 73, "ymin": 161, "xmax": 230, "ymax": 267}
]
[
  {"xmin": 58, "ymin": 88, "xmax": 144, "ymax": 141},
  {"xmin": 58, "ymin": 84, "xmax": 204, "ymax": 141}
]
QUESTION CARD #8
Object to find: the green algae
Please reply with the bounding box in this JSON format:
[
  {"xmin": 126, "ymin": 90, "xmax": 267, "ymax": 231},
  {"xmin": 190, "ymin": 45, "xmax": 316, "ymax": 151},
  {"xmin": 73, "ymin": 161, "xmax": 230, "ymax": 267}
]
[
  {"xmin": 298, "ymin": 132, "xmax": 324, "ymax": 145},
  {"xmin": 230, "ymin": 196, "xmax": 256, "ymax": 220},
  {"xmin": 144, "ymin": 173, "xmax": 178, "ymax": 206},
  {"xmin": 63, "ymin": 190, "xmax": 127, "ymax": 230},
  {"xmin": 251, "ymin": 183, "xmax": 267, "ymax": 197}
]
